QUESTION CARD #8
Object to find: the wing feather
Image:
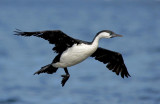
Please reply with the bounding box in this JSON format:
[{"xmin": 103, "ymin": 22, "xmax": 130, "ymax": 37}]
[
  {"xmin": 91, "ymin": 47, "xmax": 130, "ymax": 78},
  {"xmin": 14, "ymin": 29, "xmax": 80, "ymax": 53}
]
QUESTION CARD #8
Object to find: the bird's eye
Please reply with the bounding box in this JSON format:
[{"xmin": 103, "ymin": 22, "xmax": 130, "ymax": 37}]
[
  {"xmin": 109, "ymin": 32, "xmax": 112, "ymax": 35},
  {"xmin": 110, "ymin": 32, "xmax": 114, "ymax": 35}
]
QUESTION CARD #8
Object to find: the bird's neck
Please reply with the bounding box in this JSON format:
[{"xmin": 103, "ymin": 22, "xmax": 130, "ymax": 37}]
[{"xmin": 91, "ymin": 35, "xmax": 102, "ymax": 48}]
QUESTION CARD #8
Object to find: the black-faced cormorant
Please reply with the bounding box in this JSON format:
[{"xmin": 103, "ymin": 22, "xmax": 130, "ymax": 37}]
[{"xmin": 14, "ymin": 29, "xmax": 130, "ymax": 87}]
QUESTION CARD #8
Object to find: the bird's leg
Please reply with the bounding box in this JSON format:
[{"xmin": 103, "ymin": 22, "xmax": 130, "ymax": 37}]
[{"xmin": 61, "ymin": 68, "xmax": 70, "ymax": 87}]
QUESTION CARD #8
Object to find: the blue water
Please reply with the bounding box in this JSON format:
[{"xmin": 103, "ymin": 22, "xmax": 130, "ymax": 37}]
[{"xmin": 0, "ymin": 1, "xmax": 160, "ymax": 104}]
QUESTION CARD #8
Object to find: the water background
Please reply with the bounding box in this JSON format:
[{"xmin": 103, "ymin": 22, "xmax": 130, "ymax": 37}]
[{"xmin": 0, "ymin": 1, "xmax": 160, "ymax": 104}]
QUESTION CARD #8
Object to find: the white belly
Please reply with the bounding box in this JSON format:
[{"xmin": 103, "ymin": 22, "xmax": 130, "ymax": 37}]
[{"xmin": 53, "ymin": 43, "xmax": 97, "ymax": 68}]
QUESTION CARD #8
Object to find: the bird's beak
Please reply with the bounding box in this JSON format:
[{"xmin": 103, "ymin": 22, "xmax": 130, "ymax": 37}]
[{"xmin": 111, "ymin": 34, "xmax": 123, "ymax": 38}]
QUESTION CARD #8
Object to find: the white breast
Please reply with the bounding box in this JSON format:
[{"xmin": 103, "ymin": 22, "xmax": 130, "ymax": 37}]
[{"xmin": 53, "ymin": 43, "xmax": 97, "ymax": 68}]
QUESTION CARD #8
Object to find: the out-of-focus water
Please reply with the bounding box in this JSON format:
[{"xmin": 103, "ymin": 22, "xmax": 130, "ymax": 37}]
[{"xmin": 0, "ymin": 1, "xmax": 160, "ymax": 104}]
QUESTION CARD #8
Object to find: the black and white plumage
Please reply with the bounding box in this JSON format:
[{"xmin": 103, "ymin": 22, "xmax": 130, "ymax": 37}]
[{"xmin": 14, "ymin": 29, "xmax": 130, "ymax": 87}]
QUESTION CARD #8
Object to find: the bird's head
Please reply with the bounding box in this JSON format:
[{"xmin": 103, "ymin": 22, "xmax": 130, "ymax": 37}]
[{"xmin": 97, "ymin": 30, "xmax": 123, "ymax": 38}]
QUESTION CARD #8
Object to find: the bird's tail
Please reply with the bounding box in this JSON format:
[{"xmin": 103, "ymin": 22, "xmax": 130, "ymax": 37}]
[{"xmin": 34, "ymin": 64, "xmax": 58, "ymax": 75}]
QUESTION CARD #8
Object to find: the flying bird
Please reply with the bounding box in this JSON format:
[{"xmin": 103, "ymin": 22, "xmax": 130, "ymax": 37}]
[{"xmin": 14, "ymin": 29, "xmax": 130, "ymax": 87}]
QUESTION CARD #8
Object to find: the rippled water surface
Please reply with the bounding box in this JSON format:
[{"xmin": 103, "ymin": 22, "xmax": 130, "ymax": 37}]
[{"xmin": 0, "ymin": 1, "xmax": 160, "ymax": 104}]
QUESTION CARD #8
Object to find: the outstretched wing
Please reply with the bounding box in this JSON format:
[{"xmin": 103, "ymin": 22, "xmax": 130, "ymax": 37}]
[
  {"xmin": 14, "ymin": 29, "xmax": 81, "ymax": 53},
  {"xmin": 91, "ymin": 47, "xmax": 130, "ymax": 78}
]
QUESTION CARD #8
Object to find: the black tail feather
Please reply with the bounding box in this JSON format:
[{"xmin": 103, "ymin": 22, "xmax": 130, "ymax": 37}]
[{"xmin": 34, "ymin": 64, "xmax": 58, "ymax": 75}]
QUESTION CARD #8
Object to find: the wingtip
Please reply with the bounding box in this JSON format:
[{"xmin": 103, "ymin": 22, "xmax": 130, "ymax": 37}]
[
  {"xmin": 123, "ymin": 73, "xmax": 131, "ymax": 78},
  {"xmin": 33, "ymin": 72, "xmax": 40, "ymax": 75},
  {"xmin": 14, "ymin": 29, "xmax": 22, "ymax": 35},
  {"xmin": 120, "ymin": 70, "xmax": 131, "ymax": 78},
  {"xmin": 125, "ymin": 71, "xmax": 131, "ymax": 78},
  {"xmin": 121, "ymin": 74, "xmax": 124, "ymax": 78},
  {"xmin": 33, "ymin": 73, "xmax": 37, "ymax": 75},
  {"xmin": 127, "ymin": 74, "xmax": 131, "ymax": 77},
  {"xmin": 14, "ymin": 28, "xmax": 22, "ymax": 32}
]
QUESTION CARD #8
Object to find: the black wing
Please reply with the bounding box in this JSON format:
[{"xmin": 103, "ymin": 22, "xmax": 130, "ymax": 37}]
[
  {"xmin": 14, "ymin": 29, "xmax": 81, "ymax": 53},
  {"xmin": 91, "ymin": 47, "xmax": 130, "ymax": 78}
]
